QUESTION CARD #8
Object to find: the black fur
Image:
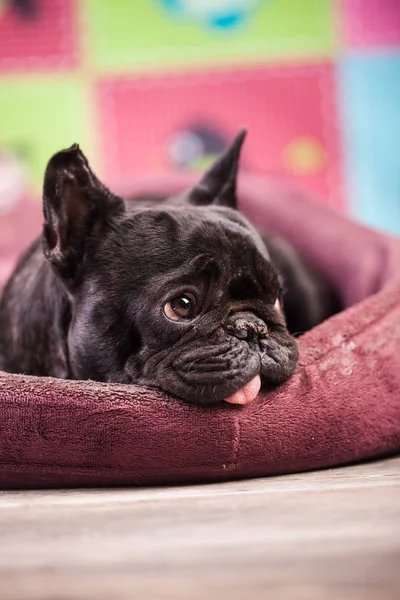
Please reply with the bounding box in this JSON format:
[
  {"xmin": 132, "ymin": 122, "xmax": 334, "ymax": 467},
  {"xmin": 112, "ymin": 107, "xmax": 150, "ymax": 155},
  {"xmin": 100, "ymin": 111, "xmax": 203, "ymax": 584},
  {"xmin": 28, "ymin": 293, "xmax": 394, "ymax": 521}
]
[{"xmin": 0, "ymin": 130, "xmax": 340, "ymax": 404}]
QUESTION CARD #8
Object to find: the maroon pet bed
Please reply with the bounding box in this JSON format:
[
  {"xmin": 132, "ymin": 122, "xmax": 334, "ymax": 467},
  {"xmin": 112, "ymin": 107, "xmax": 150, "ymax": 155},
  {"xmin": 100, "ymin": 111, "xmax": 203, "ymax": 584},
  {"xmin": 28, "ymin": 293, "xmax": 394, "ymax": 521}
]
[{"xmin": 0, "ymin": 173, "xmax": 399, "ymax": 488}]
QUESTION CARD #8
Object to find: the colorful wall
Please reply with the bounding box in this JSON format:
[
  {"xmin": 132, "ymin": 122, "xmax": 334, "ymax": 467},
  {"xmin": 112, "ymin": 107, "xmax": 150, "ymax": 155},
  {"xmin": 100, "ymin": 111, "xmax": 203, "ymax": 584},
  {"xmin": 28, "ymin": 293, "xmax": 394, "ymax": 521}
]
[{"xmin": 0, "ymin": 0, "xmax": 399, "ymax": 248}]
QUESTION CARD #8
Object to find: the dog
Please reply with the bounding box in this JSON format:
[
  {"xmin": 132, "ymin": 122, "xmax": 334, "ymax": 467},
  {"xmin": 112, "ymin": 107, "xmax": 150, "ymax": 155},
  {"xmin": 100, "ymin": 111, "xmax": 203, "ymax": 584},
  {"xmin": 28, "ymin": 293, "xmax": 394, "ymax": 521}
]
[{"xmin": 0, "ymin": 130, "xmax": 340, "ymax": 405}]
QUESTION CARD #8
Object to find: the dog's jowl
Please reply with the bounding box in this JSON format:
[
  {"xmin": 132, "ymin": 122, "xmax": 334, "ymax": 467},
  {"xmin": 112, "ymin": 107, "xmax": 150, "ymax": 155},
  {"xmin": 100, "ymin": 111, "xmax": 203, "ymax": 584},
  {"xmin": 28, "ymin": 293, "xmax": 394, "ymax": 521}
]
[{"xmin": 0, "ymin": 130, "xmax": 340, "ymax": 405}]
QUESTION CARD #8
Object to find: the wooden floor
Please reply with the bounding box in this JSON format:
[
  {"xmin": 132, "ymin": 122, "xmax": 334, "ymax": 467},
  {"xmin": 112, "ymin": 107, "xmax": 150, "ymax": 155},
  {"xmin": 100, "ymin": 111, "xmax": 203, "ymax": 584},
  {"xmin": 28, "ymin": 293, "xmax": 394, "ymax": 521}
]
[{"xmin": 0, "ymin": 456, "xmax": 399, "ymax": 600}]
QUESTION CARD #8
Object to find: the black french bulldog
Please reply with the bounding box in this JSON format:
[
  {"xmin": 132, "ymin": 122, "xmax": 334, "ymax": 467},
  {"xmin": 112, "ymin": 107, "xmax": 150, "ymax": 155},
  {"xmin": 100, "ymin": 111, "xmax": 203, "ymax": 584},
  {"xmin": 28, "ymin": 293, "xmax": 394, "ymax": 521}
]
[{"xmin": 0, "ymin": 130, "xmax": 340, "ymax": 405}]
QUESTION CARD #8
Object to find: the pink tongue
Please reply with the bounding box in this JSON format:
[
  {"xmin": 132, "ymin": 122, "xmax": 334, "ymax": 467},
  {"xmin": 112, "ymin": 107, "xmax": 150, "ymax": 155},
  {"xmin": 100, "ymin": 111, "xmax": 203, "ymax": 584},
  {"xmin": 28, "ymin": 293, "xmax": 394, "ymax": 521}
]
[{"xmin": 224, "ymin": 375, "xmax": 261, "ymax": 405}]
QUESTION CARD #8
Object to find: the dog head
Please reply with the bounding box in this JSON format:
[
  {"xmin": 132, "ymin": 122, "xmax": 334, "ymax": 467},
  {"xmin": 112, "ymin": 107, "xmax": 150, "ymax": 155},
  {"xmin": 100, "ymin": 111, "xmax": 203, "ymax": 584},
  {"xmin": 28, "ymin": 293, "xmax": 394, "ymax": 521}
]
[{"xmin": 42, "ymin": 130, "xmax": 298, "ymax": 405}]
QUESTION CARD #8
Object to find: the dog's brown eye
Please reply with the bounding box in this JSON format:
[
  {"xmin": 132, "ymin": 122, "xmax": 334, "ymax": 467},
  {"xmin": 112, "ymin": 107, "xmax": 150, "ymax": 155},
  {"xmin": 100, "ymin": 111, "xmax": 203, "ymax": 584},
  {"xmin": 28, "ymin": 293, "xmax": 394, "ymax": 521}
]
[{"xmin": 164, "ymin": 294, "xmax": 196, "ymax": 321}]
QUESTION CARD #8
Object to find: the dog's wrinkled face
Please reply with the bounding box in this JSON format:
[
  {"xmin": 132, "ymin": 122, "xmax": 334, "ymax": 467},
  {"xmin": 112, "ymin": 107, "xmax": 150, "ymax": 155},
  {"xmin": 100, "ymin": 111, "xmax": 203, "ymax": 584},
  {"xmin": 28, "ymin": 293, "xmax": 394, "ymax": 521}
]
[{"xmin": 42, "ymin": 130, "xmax": 298, "ymax": 405}]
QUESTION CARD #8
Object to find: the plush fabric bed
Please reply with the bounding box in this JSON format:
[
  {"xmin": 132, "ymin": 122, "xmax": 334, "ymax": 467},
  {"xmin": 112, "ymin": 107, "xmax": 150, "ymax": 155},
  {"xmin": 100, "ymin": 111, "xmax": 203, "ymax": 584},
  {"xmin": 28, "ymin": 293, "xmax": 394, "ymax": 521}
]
[{"xmin": 0, "ymin": 173, "xmax": 399, "ymax": 488}]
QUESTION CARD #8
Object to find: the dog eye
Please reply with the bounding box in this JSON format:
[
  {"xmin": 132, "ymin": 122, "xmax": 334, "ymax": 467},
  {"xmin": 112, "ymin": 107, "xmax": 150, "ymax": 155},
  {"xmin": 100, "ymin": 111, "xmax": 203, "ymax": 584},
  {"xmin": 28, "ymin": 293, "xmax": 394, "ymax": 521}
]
[{"xmin": 164, "ymin": 294, "xmax": 196, "ymax": 321}]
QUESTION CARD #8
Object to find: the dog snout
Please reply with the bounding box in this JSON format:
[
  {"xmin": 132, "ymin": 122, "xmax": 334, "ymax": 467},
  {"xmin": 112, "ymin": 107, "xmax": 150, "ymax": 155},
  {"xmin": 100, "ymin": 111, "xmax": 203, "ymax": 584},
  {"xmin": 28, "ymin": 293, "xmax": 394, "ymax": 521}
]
[{"xmin": 225, "ymin": 312, "xmax": 268, "ymax": 343}]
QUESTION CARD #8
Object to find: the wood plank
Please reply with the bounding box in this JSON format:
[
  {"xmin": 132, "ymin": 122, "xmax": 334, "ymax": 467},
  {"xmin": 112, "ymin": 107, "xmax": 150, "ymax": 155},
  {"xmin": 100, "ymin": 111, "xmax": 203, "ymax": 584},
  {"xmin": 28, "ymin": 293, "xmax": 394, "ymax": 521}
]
[{"xmin": 0, "ymin": 456, "xmax": 399, "ymax": 599}]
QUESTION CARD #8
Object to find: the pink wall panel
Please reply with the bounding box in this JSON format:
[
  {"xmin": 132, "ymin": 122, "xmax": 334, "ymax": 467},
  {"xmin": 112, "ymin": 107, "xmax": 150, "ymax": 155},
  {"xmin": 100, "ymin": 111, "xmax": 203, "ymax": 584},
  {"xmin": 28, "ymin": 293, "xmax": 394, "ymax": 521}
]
[
  {"xmin": 0, "ymin": 0, "xmax": 77, "ymax": 71},
  {"xmin": 341, "ymin": 0, "xmax": 400, "ymax": 48},
  {"xmin": 98, "ymin": 64, "xmax": 342, "ymax": 208}
]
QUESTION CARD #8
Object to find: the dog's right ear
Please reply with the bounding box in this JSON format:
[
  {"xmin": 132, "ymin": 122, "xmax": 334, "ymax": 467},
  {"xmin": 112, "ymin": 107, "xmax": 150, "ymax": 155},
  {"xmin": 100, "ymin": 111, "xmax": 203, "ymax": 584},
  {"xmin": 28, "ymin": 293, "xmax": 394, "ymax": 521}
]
[{"xmin": 42, "ymin": 144, "xmax": 125, "ymax": 281}]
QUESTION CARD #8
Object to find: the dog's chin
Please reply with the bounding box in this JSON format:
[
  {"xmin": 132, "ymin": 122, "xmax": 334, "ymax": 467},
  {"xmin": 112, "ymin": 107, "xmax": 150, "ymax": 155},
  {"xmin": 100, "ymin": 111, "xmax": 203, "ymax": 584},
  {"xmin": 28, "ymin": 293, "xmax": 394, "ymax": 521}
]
[
  {"xmin": 185, "ymin": 363, "xmax": 263, "ymax": 405},
  {"xmin": 111, "ymin": 325, "xmax": 299, "ymax": 406},
  {"xmin": 135, "ymin": 339, "xmax": 298, "ymax": 407},
  {"xmin": 150, "ymin": 340, "xmax": 263, "ymax": 406},
  {"xmin": 146, "ymin": 369, "xmax": 262, "ymax": 406}
]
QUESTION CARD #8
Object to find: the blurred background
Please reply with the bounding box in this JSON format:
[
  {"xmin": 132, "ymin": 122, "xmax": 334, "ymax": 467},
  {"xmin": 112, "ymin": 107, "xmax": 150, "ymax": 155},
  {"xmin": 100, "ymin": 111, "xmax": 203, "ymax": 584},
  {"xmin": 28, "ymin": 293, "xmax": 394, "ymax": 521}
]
[{"xmin": 0, "ymin": 0, "xmax": 399, "ymax": 282}]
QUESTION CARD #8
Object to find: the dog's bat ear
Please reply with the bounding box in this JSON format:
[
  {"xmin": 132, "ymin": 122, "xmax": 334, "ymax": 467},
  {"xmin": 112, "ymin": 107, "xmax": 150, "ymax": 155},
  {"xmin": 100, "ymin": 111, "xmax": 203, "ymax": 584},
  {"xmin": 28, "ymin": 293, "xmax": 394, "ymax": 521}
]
[
  {"xmin": 187, "ymin": 129, "xmax": 246, "ymax": 209},
  {"xmin": 42, "ymin": 144, "xmax": 125, "ymax": 281}
]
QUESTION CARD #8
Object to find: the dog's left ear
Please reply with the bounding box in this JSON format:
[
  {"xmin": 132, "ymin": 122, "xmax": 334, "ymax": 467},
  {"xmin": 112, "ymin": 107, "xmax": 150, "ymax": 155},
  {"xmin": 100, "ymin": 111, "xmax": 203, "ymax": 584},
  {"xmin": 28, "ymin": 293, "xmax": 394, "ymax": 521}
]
[
  {"xmin": 42, "ymin": 144, "xmax": 125, "ymax": 281},
  {"xmin": 187, "ymin": 129, "xmax": 246, "ymax": 209}
]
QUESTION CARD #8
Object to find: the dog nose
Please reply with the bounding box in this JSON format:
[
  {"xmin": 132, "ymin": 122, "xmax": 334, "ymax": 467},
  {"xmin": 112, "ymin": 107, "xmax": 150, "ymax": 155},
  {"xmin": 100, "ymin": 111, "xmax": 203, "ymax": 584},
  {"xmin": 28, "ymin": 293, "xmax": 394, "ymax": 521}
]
[{"xmin": 225, "ymin": 312, "xmax": 268, "ymax": 342}]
